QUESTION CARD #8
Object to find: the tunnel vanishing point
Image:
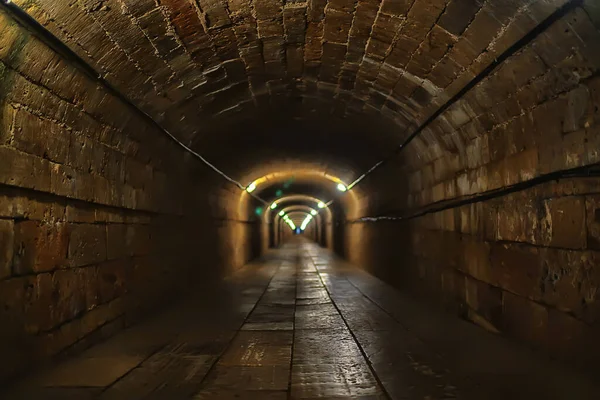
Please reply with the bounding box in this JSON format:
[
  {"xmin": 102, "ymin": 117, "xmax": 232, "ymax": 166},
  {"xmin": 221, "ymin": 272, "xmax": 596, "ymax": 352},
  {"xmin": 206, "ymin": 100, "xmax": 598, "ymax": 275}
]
[{"xmin": 1, "ymin": 0, "xmax": 600, "ymax": 398}]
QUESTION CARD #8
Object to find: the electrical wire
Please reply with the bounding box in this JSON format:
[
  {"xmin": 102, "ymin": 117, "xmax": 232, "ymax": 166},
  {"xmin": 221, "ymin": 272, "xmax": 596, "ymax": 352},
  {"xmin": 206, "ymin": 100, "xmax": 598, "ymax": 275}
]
[
  {"xmin": 344, "ymin": 0, "xmax": 582, "ymax": 192},
  {"xmin": 350, "ymin": 164, "xmax": 600, "ymax": 223},
  {"xmin": 0, "ymin": 0, "xmax": 269, "ymax": 206}
]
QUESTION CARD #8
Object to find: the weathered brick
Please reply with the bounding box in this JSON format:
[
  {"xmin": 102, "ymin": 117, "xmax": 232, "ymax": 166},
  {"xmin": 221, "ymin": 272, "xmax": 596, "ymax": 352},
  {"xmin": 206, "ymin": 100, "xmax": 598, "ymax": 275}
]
[
  {"xmin": 380, "ymin": 0, "xmax": 412, "ymax": 16},
  {"xmin": 106, "ymin": 224, "xmax": 128, "ymax": 260},
  {"xmin": 68, "ymin": 224, "xmax": 107, "ymax": 267},
  {"xmin": 0, "ymin": 104, "xmax": 15, "ymax": 145},
  {"xmin": 438, "ymin": 0, "xmax": 482, "ymax": 36},
  {"xmin": 257, "ymin": 18, "xmax": 284, "ymax": 38},
  {"xmin": 323, "ymin": 9, "xmax": 353, "ymax": 44},
  {"xmin": 465, "ymin": 276, "xmax": 502, "ymax": 329},
  {"xmin": 80, "ymin": 265, "xmax": 99, "ymax": 310},
  {"xmin": 0, "ymin": 190, "xmax": 64, "ymax": 221},
  {"xmin": 52, "ymin": 269, "xmax": 87, "ymax": 326},
  {"xmin": 538, "ymin": 248, "xmax": 598, "ymax": 318},
  {"xmin": 11, "ymin": 109, "xmax": 70, "ymax": 164},
  {"xmin": 0, "ymin": 219, "xmax": 13, "ymax": 279},
  {"xmin": 13, "ymin": 220, "xmax": 68, "ymax": 274},
  {"xmin": 24, "ymin": 273, "xmax": 56, "ymax": 333},
  {"xmin": 586, "ymin": 195, "xmax": 600, "ymax": 250},
  {"xmin": 0, "ymin": 147, "xmax": 51, "ymax": 192},
  {"xmin": 546, "ymin": 197, "xmax": 586, "ymax": 249},
  {"xmin": 65, "ymin": 204, "xmax": 96, "ymax": 223},
  {"xmin": 490, "ymin": 244, "xmax": 541, "ymax": 298},
  {"xmin": 563, "ymin": 85, "xmax": 592, "ymax": 133},
  {"xmin": 459, "ymin": 237, "xmax": 490, "ymax": 283},
  {"xmin": 97, "ymin": 259, "xmax": 130, "ymax": 304}
]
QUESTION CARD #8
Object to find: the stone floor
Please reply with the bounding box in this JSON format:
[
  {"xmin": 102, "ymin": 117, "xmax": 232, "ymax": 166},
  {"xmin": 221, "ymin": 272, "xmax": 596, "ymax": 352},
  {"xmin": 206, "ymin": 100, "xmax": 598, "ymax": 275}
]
[{"xmin": 3, "ymin": 239, "xmax": 599, "ymax": 399}]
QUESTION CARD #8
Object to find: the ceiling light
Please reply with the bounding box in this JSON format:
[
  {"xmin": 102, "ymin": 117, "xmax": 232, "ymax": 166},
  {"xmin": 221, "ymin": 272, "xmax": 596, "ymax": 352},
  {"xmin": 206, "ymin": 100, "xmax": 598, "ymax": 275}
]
[
  {"xmin": 310, "ymin": 210, "xmax": 317, "ymax": 216},
  {"xmin": 318, "ymin": 201, "xmax": 326, "ymax": 208},
  {"xmin": 270, "ymin": 202, "xmax": 277, "ymax": 209},
  {"xmin": 300, "ymin": 214, "xmax": 313, "ymax": 231},
  {"xmin": 336, "ymin": 183, "xmax": 347, "ymax": 192},
  {"xmin": 246, "ymin": 182, "xmax": 257, "ymax": 193}
]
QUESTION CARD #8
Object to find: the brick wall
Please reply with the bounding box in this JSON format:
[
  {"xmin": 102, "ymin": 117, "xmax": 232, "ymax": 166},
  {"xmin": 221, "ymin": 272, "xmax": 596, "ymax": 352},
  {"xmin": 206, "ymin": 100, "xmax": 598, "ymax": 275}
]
[
  {"xmin": 0, "ymin": 9, "xmax": 259, "ymax": 382},
  {"xmin": 346, "ymin": 179, "xmax": 600, "ymax": 372},
  {"xmin": 401, "ymin": 7, "xmax": 600, "ymax": 209},
  {"xmin": 343, "ymin": 5, "xmax": 600, "ymax": 373}
]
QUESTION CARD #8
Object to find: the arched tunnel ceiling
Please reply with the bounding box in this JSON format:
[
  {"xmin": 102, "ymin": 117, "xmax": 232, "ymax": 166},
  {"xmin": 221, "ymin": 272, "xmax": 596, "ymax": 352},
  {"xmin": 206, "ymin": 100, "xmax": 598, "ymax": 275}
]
[
  {"xmin": 9, "ymin": 0, "xmax": 588, "ymax": 193},
  {"xmin": 266, "ymin": 194, "xmax": 333, "ymax": 222},
  {"xmin": 256, "ymin": 178, "xmax": 341, "ymax": 204},
  {"xmin": 192, "ymin": 113, "xmax": 398, "ymax": 180},
  {"xmin": 249, "ymin": 172, "xmax": 358, "ymax": 216},
  {"xmin": 285, "ymin": 210, "xmax": 311, "ymax": 225},
  {"xmin": 278, "ymin": 205, "xmax": 320, "ymax": 225}
]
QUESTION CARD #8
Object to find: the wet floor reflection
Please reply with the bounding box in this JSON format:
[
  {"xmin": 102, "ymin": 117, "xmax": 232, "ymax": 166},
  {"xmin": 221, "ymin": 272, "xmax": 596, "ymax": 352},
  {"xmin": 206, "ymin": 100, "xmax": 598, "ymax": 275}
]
[{"xmin": 3, "ymin": 240, "xmax": 599, "ymax": 399}]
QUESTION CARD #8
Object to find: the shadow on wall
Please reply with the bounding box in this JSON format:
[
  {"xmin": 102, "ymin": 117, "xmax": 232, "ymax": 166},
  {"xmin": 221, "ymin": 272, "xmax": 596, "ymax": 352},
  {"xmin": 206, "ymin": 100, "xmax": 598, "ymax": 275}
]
[
  {"xmin": 341, "ymin": 176, "xmax": 600, "ymax": 378},
  {"xmin": 0, "ymin": 185, "xmax": 263, "ymax": 386},
  {"xmin": 0, "ymin": 291, "xmax": 36, "ymax": 381},
  {"xmin": 343, "ymin": 221, "xmax": 414, "ymax": 291}
]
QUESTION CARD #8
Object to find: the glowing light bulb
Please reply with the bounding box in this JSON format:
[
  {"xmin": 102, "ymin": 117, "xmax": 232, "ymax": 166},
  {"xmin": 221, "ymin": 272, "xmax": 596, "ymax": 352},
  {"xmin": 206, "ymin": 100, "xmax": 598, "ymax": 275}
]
[
  {"xmin": 270, "ymin": 202, "xmax": 277, "ymax": 209},
  {"xmin": 300, "ymin": 213, "xmax": 313, "ymax": 230},
  {"xmin": 336, "ymin": 183, "xmax": 347, "ymax": 192},
  {"xmin": 310, "ymin": 210, "xmax": 317, "ymax": 216},
  {"xmin": 279, "ymin": 210, "xmax": 285, "ymax": 217},
  {"xmin": 285, "ymin": 217, "xmax": 296, "ymax": 230},
  {"xmin": 318, "ymin": 201, "xmax": 326, "ymax": 208},
  {"xmin": 246, "ymin": 182, "xmax": 257, "ymax": 193}
]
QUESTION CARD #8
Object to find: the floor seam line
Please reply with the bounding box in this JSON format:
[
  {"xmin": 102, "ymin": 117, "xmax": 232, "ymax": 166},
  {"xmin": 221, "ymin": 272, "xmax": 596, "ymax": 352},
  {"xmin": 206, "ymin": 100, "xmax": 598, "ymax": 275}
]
[
  {"xmin": 308, "ymin": 245, "xmax": 393, "ymax": 400},
  {"xmin": 286, "ymin": 246, "xmax": 299, "ymax": 399},
  {"xmin": 319, "ymin": 252, "xmax": 445, "ymax": 359},
  {"xmin": 96, "ymin": 341, "xmax": 171, "ymax": 396}
]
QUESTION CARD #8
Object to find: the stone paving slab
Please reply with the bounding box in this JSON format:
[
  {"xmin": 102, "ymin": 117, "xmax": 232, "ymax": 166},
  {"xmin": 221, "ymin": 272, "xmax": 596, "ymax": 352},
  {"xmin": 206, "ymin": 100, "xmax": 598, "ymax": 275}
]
[
  {"xmin": 33, "ymin": 355, "xmax": 145, "ymax": 388},
  {"xmin": 2, "ymin": 240, "xmax": 600, "ymax": 399}
]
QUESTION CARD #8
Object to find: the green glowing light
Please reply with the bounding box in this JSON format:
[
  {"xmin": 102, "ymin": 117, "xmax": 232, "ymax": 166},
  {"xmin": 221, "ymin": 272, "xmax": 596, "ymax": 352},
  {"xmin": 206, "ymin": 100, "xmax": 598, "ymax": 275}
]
[
  {"xmin": 318, "ymin": 201, "xmax": 326, "ymax": 208},
  {"xmin": 336, "ymin": 183, "xmax": 347, "ymax": 192},
  {"xmin": 275, "ymin": 189, "xmax": 283, "ymax": 197},
  {"xmin": 310, "ymin": 210, "xmax": 317, "ymax": 216},
  {"xmin": 255, "ymin": 207, "xmax": 263, "ymax": 216},
  {"xmin": 270, "ymin": 202, "xmax": 278, "ymax": 209},
  {"xmin": 283, "ymin": 178, "xmax": 294, "ymax": 189},
  {"xmin": 279, "ymin": 210, "xmax": 285, "ymax": 217},
  {"xmin": 247, "ymin": 182, "xmax": 257, "ymax": 192}
]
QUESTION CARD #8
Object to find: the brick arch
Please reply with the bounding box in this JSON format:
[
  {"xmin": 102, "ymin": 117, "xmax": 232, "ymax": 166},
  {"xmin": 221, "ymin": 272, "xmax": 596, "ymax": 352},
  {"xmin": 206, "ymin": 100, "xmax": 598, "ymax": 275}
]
[
  {"xmin": 7, "ymin": 0, "xmax": 598, "ymax": 209},
  {"xmin": 265, "ymin": 195, "xmax": 332, "ymax": 222},
  {"xmin": 278, "ymin": 205, "xmax": 320, "ymax": 227},
  {"xmin": 238, "ymin": 167, "xmax": 360, "ymax": 218},
  {"xmin": 9, "ymin": 0, "xmax": 577, "ymax": 154},
  {"xmin": 261, "ymin": 194, "xmax": 334, "ymax": 249}
]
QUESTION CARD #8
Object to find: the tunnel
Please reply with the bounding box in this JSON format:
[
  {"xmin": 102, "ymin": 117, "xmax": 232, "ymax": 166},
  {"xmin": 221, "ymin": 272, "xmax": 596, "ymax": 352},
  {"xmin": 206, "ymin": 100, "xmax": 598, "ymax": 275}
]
[{"xmin": 0, "ymin": 0, "xmax": 600, "ymax": 397}]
